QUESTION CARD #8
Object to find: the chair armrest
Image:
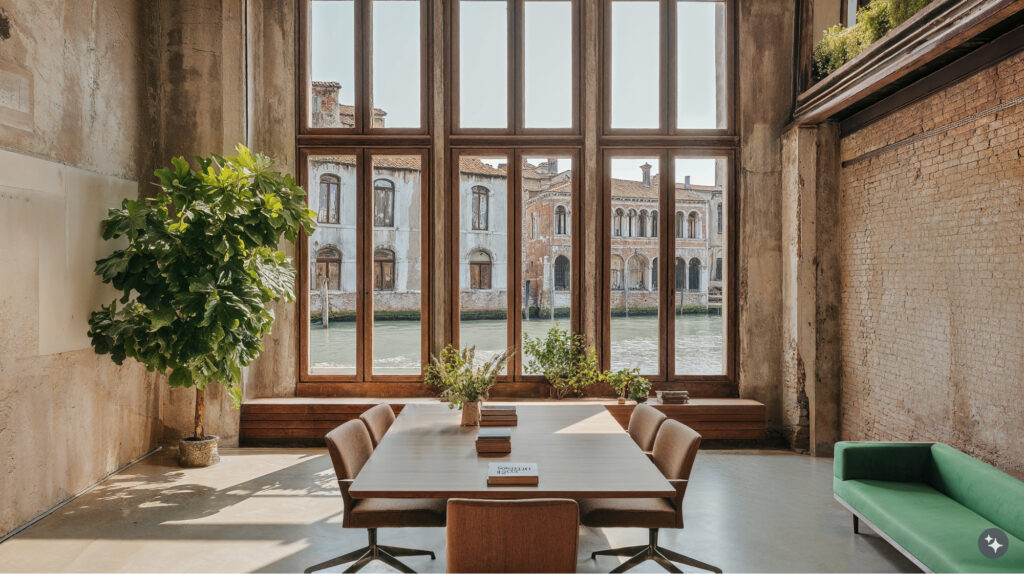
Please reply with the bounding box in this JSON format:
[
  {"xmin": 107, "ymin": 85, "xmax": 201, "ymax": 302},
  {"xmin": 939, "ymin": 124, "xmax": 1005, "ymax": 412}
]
[
  {"xmin": 667, "ymin": 479, "xmax": 688, "ymax": 509},
  {"xmin": 834, "ymin": 442, "xmax": 933, "ymax": 482}
]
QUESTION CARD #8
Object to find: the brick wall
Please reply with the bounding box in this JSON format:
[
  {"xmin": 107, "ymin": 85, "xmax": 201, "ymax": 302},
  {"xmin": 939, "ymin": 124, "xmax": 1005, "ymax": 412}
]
[{"xmin": 838, "ymin": 51, "xmax": 1024, "ymax": 477}]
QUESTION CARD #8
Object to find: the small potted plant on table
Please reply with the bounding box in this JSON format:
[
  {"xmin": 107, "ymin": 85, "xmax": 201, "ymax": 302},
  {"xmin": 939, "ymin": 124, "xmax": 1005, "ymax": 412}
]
[
  {"xmin": 425, "ymin": 345, "xmax": 511, "ymax": 425},
  {"xmin": 88, "ymin": 145, "xmax": 316, "ymax": 466}
]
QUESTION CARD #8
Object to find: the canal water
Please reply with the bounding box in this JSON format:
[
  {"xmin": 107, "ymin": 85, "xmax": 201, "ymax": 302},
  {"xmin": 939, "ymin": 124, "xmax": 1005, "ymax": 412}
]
[{"xmin": 309, "ymin": 314, "xmax": 723, "ymax": 376}]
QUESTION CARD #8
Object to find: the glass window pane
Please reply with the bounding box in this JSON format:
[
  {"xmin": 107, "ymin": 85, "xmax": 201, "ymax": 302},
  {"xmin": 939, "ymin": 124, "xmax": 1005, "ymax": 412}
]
[
  {"xmin": 674, "ymin": 157, "xmax": 726, "ymax": 375},
  {"xmin": 610, "ymin": 1, "xmax": 660, "ymax": 129},
  {"xmin": 459, "ymin": 156, "xmax": 509, "ymax": 369},
  {"xmin": 677, "ymin": 1, "xmax": 727, "ymax": 129},
  {"xmin": 372, "ymin": 155, "xmax": 423, "ymax": 375},
  {"xmin": 308, "ymin": 155, "xmax": 358, "ymax": 374},
  {"xmin": 524, "ymin": 1, "xmax": 572, "ymax": 129},
  {"xmin": 310, "ymin": 0, "xmax": 356, "ymax": 128},
  {"xmin": 521, "ymin": 156, "xmax": 573, "ymax": 370},
  {"xmin": 459, "ymin": 1, "xmax": 508, "ymax": 129},
  {"xmin": 609, "ymin": 157, "xmax": 660, "ymax": 374},
  {"xmin": 372, "ymin": 0, "xmax": 421, "ymax": 128}
]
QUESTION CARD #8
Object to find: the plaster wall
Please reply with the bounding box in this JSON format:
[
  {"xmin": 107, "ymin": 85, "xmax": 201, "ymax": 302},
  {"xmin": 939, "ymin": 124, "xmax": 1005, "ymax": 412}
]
[{"xmin": 0, "ymin": 0, "xmax": 160, "ymax": 539}]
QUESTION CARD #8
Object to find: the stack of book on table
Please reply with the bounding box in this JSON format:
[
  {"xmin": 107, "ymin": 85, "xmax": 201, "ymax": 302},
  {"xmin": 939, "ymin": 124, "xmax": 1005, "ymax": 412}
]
[
  {"xmin": 661, "ymin": 390, "xmax": 690, "ymax": 404},
  {"xmin": 487, "ymin": 462, "xmax": 539, "ymax": 486},
  {"xmin": 480, "ymin": 405, "xmax": 518, "ymax": 426},
  {"xmin": 476, "ymin": 427, "xmax": 512, "ymax": 455}
]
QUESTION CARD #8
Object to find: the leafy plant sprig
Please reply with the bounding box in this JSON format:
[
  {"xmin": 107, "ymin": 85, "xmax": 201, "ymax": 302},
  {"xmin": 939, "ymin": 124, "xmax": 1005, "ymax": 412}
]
[
  {"xmin": 603, "ymin": 367, "xmax": 652, "ymax": 402},
  {"xmin": 88, "ymin": 144, "xmax": 317, "ymax": 438},
  {"xmin": 523, "ymin": 325, "xmax": 600, "ymax": 399},
  {"xmin": 425, "ymin": 345, "xmax": 512, "ymax": 409}
]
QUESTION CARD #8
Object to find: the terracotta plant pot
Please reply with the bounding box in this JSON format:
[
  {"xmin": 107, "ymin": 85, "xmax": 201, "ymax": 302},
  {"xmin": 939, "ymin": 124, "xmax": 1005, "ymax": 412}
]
[
  {"xmin": 461, "ymin": 401, "xmax": 480, "ymax": 426},
  {"xmin": 178, "ymin": 435, "xmax": 220, "ymax": 467}
]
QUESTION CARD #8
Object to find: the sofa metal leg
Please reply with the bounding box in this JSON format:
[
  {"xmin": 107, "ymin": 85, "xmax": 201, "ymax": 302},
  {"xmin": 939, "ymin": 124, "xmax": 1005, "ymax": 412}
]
[{"xmin": 853, "ymin": 514, "xmax": 860, "ymax": 534}]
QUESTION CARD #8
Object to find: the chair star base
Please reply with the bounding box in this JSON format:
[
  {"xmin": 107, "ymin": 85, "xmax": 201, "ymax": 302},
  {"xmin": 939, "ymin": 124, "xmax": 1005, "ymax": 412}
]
[
  {"xmin": 304, "ymin": 528, "xmax": 436, "ymax": 574},
  {"xmin": 591, "ymin": 528, "xmax": 721, "ymax": 574}
]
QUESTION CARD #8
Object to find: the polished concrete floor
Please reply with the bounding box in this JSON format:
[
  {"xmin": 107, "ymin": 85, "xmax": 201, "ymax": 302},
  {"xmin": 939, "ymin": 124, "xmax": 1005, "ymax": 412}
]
[{"xmin": 0, "ymin": 448, "xmax": 918, "ymax": 573}]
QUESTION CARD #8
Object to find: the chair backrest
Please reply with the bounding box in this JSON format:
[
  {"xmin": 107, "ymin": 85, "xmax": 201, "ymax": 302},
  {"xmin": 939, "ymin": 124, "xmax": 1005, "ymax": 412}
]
[
  {"xmin": 652, "ymin": 419, "xmax": 702, "ymax": 481},
  {"xmin": 446, "ymin": 499, "xmax": 579, "ymax": 573},
  {"xmin": 324, "ymin": 420, "xmax": 375, "ymax": 519},
  {"xmin": 359, "ymin": 403, "xmax": 397, "ymax": 448},
  {"xmin": 628, "ymin": 403, "xmax": 668, "ymax": 452}
]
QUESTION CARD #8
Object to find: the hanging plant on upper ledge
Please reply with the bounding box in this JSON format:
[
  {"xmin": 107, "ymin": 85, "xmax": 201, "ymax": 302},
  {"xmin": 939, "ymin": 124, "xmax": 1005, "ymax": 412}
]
[{"xmin": 813, "ymin": 0, "xmax": 933, "ymax": 80}]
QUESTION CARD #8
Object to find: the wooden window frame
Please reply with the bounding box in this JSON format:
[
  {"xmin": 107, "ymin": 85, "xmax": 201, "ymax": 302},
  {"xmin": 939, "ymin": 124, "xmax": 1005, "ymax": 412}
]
[
  {"xmin": 601, "ymin": 0, "xmax": 736, "ymax": 138},
  {"xmin": 600, "ymin": 147, "xmax": 736, "ymax": 395},
  {"xmin": 449, "ymin": 0, "xmax": 582, "ymax": 136},
  {"xmin": 297, "ymin": 148, "xmax": 432, "ymax": 389},
  {"xmin": 297, "ymin": 0, "xmax": 432, "ymax": 136},
  {"xmin": 449, "ymin": 148, "xmax": 582, "ymax": 383}
]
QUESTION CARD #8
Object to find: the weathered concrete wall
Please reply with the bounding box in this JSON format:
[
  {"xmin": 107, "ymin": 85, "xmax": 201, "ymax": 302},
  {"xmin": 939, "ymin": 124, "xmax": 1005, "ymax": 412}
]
[
  {"xmin": 0, "ymin": 0, "xmax": 161, "ymax": 539},
  {"xmin": 736, "ymin": 0, "xmax": 794, "ymax": 436},
  {"xmin": 838, "ymin": 51, "xmax": 1024, "ymax": 477}
]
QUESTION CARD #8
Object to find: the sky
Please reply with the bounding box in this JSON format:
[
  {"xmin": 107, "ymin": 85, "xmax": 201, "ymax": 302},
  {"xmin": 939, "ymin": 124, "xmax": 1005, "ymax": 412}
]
[{"xmin": 311, "ymin": 0, "xmax": 722, "ymax": 181}]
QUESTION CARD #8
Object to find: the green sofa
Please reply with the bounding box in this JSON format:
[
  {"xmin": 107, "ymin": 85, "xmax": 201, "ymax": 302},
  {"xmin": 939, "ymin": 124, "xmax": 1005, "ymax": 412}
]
[{"xmin": 834, "ymin": 442, "xmax": 1024, "ymax": 573}]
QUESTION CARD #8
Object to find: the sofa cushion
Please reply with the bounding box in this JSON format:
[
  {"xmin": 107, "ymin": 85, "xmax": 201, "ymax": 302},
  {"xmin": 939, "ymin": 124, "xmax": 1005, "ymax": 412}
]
[
  {"xmin": 836, "ymin": 479, "xmax": 1024, "ymax": 573},
  {"xmin": 833, "ymin": 442, "xmax": 933, "ymax": 482},
  {"xmin": 928, "ymin": 443, "xmax": 1024, "ymax": 541}
]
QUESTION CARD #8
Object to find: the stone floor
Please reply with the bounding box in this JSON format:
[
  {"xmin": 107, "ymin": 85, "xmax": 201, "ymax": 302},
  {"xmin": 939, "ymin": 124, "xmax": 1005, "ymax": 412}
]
[{"xmin": 0, "ymin": 448, "xmax": 918, "ymax": 573}]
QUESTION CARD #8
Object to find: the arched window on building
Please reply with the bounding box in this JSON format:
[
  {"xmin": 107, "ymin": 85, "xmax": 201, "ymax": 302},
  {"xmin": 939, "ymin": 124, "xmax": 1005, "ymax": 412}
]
[
  {"xmin": 315, "ymin": 247, "xmax": 341, "ymax": 291},
  {"xmin": 717, "ymin": 203, "xmax": 723, "ymax": 235},
  {"xmin": 675, "ymin": 257, "xmax": 685, "ymax": 291},
  {"xmin": 651, "ymin": 257, "xmax": 659, "ymax": 289},
  {"xmin": 374, "ymin": 248, "xmax": 395, "ymax": 291},
  {"xmin": 628, "ymin": 255, "xmax": 647, "ymax": 290},
  {"xmin": 651, "ymin": 211, "xmax": 658, "ymax": 237},
  {"xmin": 627, "ymin": 209, "xmax": 637, "ymax": 237},
  {"xmin": 613, "ymin": 208, "xmax": 624, "ymax": 237},
  {"xmin": 555, "ymin": 205, "xmax": 568, "ymax": 235},
  {"xmin": 688, "ymin": 257, "xmax": 702, "ymax": 290},
  {"xmin": 638, "ymin": 210, "xmax": 648, "ymax": 237},
  {"xmin": 687, "ymin": 211, "xmax": 699, "ymax": 239},
  {"xmin": 373, "ymin": 179, "xmax": 395, "ymax": 227},
  {"xmin": 675, "ymin": 212, "xmax": 685, "ymax": 238},
  {"xmin": 471, "ymin": 185, "xmax": 489, "ymax": 230},
  {"xmin": 610, "ymin": 255, "xmax": 624, "ymax": 290},
  {"xmin": 554, "ymin": 255, "xmax": 570, "ymax": 290},
  {"xmin": 469, "ymin": 250, "xmax": 492, "ymax": 289},
  {"xmin": 318, "ymin": 174, "xmax": 340, "ymax": 224}
]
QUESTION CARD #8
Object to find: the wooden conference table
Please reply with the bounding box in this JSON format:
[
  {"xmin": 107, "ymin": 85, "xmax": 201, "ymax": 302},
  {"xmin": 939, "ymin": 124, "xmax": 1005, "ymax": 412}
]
[{"xmin": 349, "ymin": 403, "xmax": 675, "ymax": 499}]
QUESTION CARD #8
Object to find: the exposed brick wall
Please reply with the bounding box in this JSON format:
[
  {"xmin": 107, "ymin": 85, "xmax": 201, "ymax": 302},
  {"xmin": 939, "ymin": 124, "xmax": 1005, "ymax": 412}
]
[{"xmin": 838, "ymin": 51, "xmax": 1024, "ymax": 478}]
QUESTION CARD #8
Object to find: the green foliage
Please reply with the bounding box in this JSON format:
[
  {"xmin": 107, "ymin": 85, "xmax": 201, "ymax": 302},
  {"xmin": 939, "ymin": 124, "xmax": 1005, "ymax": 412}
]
[
  {"xmin": 602, "ymin": 367, "xmax": 652, "ymax": 402},
  {"xmin": 523, "ymin": 325, "xmax": 601, "ymax": 399},
  {"xmin": 813, "ymin": 0, "xmax": 932, "ymax": 80},
  {"xmin": 425, "ymin": 345, "xmax": 512, "ymax": 409},
  {"xmin": 88, "ymin": 145, "xmax": 317, "ymax": 407}
]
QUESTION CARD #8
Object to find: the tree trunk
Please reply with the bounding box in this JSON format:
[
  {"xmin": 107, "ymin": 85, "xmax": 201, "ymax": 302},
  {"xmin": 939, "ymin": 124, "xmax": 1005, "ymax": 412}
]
[{"xmin": 194, "ymin": 387, "xmax": 205, "ymax": 440}]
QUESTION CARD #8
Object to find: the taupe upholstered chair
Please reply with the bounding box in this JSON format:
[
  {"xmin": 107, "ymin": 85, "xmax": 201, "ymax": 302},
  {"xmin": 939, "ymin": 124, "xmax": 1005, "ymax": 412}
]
[
  {"xmin": 446, "ymin": 498, "xmax": 580, "ymax": 573},
  {"xmin": 627, "ymin": 403, "xmax": 667, "ymax": 454},
  {"xmin": 305, "ymin": 420, "xmax": 444, "ymax": 573},
  {"xmin": 359, "ymin": 403, "xmax": 396, "ymax": 448},
  {"xmin": 582, "ymin": 420, "xmax": 721, "ymax": 574}
]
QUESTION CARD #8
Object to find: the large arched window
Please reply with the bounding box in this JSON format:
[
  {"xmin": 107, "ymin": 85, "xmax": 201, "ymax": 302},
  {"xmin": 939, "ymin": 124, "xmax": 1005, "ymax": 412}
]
[
  {"xmin": 610, "ymin": 255, "xmax": 624, "ymax": 290},
  {"xmin": 469, "ymin": 250, "xmax": 492, "ymax": 289},
  {"xmin": 687, "ymin": 211, "xmax": 699, "ymax": 239},
  {"xmin": 651, "ymin": 210, "xmax": 658, "ymax": 237},
  {"xmin": 318, "ymin": 174, "xmax": 340, "ymax": 224},
  {"xmin": 555, "ymin": 205, "xmax": 568, "ymax": 235},
  {"xmin": 554, "ymin": 255, "xmax": 570, "ymax": 290},
  {"xmin": 675, "ymin": 211, "xmax": 685, "ymax": 238},
  {"xmin": 471, "ymin": 185, "xmax": 489, "ymax": 230},
  {"xmin": 688, "ymin": 257, "xmax": 702, "ymax": 290},
  {"xmin": 675, "ymin": 257, "xmax": 685, "ymax": 291},
  {"xmin": 638, "ymin": 210, "xmax": 648, "ymax": 237},
  {"xmin": 373, "ymin": 178, "xmax": 395, "ymax": 227},
  {"xmin": 628, "ymin": 255, "xmax": 647, "ymax": 290},
  {"xmin": 651, "ymin": 257, "xmax": 659, "ymax": 289},
  {"xmin": 374, "ymin": 248, "xmax": 395, "ymax": 291},
  {"xmin": 315, "ymin": 247, "xmax": 341, "ymax": 290},
  {"xmin": 613, "ymin": 208, "xmax": 624, "ymax": 237}
]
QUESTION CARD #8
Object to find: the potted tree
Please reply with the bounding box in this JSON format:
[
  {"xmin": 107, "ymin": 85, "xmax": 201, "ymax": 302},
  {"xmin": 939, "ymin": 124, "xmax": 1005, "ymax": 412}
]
[
  {"xmin": 604, "ymin": 367, "xmax": 653, "ymax": 404},
  {"xmin": 425, "ymin": 345, "xmax": 512, "ymax": 425},
  {"xmin": 88, "ymin": 145, "xmax": 316, "ymax": 467},
  {"xmin": 522, "ymin": 325, "xmax": 600, "ymax": 399}
]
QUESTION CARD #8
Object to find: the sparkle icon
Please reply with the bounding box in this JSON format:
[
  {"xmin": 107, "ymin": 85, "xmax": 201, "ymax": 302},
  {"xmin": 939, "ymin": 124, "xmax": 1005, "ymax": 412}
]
[
  {"xmin": 979, "ymin": 528, "xmax": 1009, "ymax": 559},
  {"xmin": 988, "ymin": 538, "xmax": 1003, "ymax": 554}
]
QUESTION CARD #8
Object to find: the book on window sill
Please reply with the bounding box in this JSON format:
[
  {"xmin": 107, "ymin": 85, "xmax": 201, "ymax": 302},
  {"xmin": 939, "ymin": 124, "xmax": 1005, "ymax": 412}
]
[
  {"xmin": 487, "ymin": 462, "xmax": 539, "ymax": 486},
  {"xmin": 477, "ymin": 428, "xmax": 512, "ymax": 441}
]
